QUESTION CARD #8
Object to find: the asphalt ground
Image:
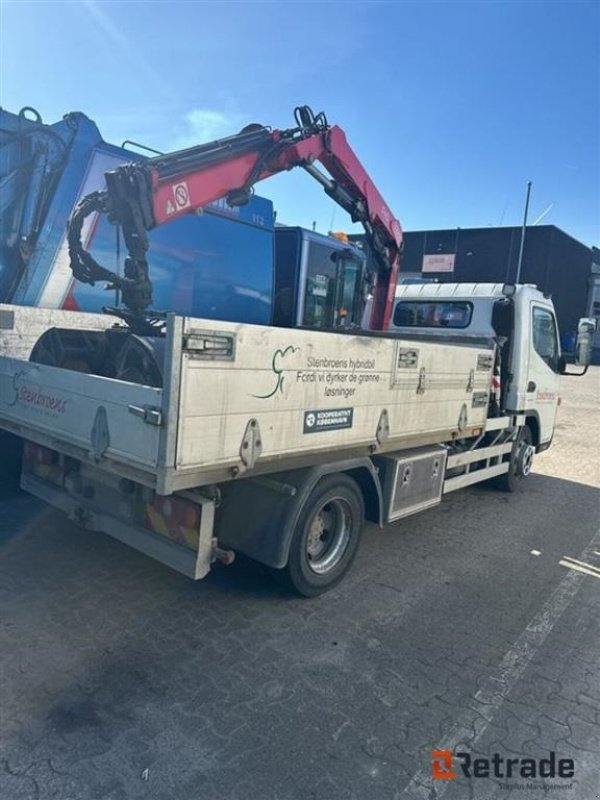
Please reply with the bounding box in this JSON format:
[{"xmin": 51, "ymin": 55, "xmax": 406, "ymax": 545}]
[{"xmin": 0, "ymin": 369, "xmax": 599, "ymax": 800}]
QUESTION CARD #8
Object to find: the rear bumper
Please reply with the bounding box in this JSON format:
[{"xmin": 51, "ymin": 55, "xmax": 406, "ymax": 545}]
[{"xmin": 21, "ymin": 471, "xmax": 215, "ymax": 580}]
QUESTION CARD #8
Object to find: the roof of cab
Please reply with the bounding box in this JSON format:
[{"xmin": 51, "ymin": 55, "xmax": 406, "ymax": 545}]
[{"xmin": 395, "ymin": 282, "xmax": 539, "ymax": 299}]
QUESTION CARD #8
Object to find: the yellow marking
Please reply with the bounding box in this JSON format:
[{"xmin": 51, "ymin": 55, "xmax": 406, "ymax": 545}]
[
  {"xmin": 146, "ymin": 505, "xmax": 169, "ymax": 536},
  {"xmin": 561, "ymin": 555, "xmax": 600, "ymax": 576},
  {"xmin": 558, "ymin": 560, "xmax": 600, "ymax": 579},
  {"xmin": 179, "ymin": 525, "xmax": 200, "ymax": 549}
]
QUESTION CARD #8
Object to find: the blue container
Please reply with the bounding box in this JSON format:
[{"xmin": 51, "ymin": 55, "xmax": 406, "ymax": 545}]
[
  {"xmin": 1, "ymin": 107, "xmax": 274, "ymax": 325},
  {"xmin": 560, "ymin": 333, "xmax": 576, "ymax": 353}
]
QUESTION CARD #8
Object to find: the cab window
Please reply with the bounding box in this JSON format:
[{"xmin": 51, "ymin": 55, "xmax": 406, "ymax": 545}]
[
  {"xmin": 302, "ymin": 243, "xmax": 364, "ymax": 329},
  {"xmin": 532, "ymin": 306, "xmax": 559, "ymax": 370},
  {"xmin": 393, "ymin": 300, "xmax": 472, "ymax": 329}
]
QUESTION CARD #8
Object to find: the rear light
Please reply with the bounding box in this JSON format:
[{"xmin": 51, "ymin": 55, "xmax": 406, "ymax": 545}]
[
  {"xmin": 144, "ymin": 494, "xmax": 201, "ymax": 549},
  {"xmin": 23, "ymin": 442, "xmax": 64, "ymax": 486},
  {"xmin": 23, "ymin": 442, "xmax": 57, "ymax": 465},
  {"xmin": 154, "ymin": 496, "xmax": 200, "ymax": 529}
]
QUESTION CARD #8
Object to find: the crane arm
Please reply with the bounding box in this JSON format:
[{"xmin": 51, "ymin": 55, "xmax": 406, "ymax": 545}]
[{"xmin": 67, "ymin": 106, "xmax": 402, "ymax": 329}]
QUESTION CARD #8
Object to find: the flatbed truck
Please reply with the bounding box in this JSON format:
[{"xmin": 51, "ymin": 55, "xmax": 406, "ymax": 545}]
[
  {"xmin": 1, "ymin": 283, "xmax": 592, "ymax": 595},
  {"xmin": 0, "ymin": 106, "xmax": 593, "ymax": 595}
]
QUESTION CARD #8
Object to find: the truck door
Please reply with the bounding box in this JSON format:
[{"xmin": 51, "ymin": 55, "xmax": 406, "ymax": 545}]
[{"xmin": 527, "ymin": 303, "xmax": 561, "ymax": 446}]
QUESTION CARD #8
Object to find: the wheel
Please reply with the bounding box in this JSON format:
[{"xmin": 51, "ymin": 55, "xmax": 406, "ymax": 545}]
[
  {"xmin": 276, "ymin": 474, "xmax": 365, "ymax": 597},
  {"xmin": 494, "ymin": 424, "xmax": 535, "ymax": 492}
]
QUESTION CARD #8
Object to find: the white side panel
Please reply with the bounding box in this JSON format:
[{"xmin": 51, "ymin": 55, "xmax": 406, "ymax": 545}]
[
  {"xmin": 0, "ymin": 358, "xmax": 161, "ymax": 468},
  {"xmin": 0, "ymin": 304, "xmax": 115, "ymax": 360},
  {"xmin": 176, "ymin": 319, "xmax": 493, "ymax": 474}
]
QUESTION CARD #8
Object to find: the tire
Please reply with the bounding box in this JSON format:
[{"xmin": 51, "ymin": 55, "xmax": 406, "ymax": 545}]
[
  {"xmin": 494, "ymin": 424, "xmax": 535, "ymax": 492},
  {"xmin": 276, "ymin": 474, "xmax": 365, "ymax": 597}
]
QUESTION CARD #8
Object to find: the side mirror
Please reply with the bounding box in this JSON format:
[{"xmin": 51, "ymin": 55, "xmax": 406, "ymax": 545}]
[
  {"xmin": 575, "ymin": 317, "xmax": 596, "ymax": 367},
  {"xmin": 558, "ymin": 354, "xmax": 567, "ymax": 374}
]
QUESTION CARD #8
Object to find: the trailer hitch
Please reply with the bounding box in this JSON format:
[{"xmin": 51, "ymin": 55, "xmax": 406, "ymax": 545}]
[{"xmin": 212, "ymin": 538, "xmax": 235, "ymax": 566}]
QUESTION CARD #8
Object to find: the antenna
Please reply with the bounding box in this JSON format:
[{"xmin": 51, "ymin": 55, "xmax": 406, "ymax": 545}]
[
  {"xmin": 532, "ymin": 203, "xmax": 554, "ymax": 226},
  {"xmin": 515, "ymin": 181, "xmax": 532, "ymax": 284}
]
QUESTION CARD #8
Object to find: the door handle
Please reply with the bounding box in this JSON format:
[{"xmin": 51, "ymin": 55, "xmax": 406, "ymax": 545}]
[{"xmin": 527, "ymin": 381, "xmax": 536, "ymax": 392}]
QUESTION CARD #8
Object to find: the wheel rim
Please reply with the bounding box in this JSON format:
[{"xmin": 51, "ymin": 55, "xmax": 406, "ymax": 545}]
[
  {"xmin": 305, "ymin": 497, "xmax": 352, "ymax": 575},
  {"xmin": 518, "ymin": 443, "xmax": 535, "ymax": 477}
]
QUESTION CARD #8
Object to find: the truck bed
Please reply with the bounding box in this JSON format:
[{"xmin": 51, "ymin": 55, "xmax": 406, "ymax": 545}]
[
  {"xmin": 0, "ymin": 304, "xmax": 116, "ymax": 360},
  {"xmin": 0, "ymin": 307, "xmax": 495, "ymax": 494}
]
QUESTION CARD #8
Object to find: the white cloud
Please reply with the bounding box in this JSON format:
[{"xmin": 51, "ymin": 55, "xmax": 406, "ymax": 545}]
[{"xmin": 171, "ymin": 109, "xmax": 246, "ymax": 151}]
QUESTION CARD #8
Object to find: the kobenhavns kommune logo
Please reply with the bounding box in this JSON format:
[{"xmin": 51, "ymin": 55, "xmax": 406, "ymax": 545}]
[{"xmin": 432, "ymin": 749, "xmax": 575, "ymax": 790}]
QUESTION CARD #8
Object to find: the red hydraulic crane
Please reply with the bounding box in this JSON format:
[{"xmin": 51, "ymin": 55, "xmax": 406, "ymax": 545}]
[{"xmin": 67, "ymin": 106, "xmax": 403, "ymax": 330}]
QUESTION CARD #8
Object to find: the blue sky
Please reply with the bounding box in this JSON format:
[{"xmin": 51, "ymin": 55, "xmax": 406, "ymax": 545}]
[{"xmin": 1, "ymin": 0, "xmax": 598, "ymax": 245}]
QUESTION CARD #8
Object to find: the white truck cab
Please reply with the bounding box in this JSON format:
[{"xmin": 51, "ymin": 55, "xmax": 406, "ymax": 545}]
[{"xmin": 388, "ymin": 283, "xmax": 563, "ymax": 451}]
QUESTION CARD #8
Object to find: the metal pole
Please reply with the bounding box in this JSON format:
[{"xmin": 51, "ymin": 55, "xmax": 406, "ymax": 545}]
[
  {"xmin": 515, "ymin": 181, "xmax": 532, "ymax": 284},
  {"xmin": 454, "ymin": 227, "xmax": 460, "ymax": 272}
]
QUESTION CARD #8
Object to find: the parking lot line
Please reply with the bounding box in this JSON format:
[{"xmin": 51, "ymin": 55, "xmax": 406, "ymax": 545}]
[
  {"xmin": 402, "ymin": 526, "xmax": 600, "ymax": 798},
  {"xmin": 558, "ymin": 558, "xmax": 600, "ymax": 579}
]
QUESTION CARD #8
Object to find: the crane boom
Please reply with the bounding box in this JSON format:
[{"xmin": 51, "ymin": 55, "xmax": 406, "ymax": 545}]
[{"xmin": 67, "ymin": 106, "xmax": 402, "ymax": 329}]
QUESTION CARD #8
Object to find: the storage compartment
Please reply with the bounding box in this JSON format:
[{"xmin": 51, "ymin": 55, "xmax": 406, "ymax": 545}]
[{"xmin": 374, "ymin": 446, "xmax": 447, "ymax": 522}]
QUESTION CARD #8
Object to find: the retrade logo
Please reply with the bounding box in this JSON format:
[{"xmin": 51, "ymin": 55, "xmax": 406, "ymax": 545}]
[
  {"xmin": 431, "ymin": 750, "xmax": 457, "ymax": 780},
  {"xmin": 431, "ymin": 750, "xmax": 574, "ymax": 781}
]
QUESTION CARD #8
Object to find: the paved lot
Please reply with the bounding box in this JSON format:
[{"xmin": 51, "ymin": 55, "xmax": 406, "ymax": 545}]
[{"xmin": 1, "ymin": 370, "xmax": 598, "ymax": 800}]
